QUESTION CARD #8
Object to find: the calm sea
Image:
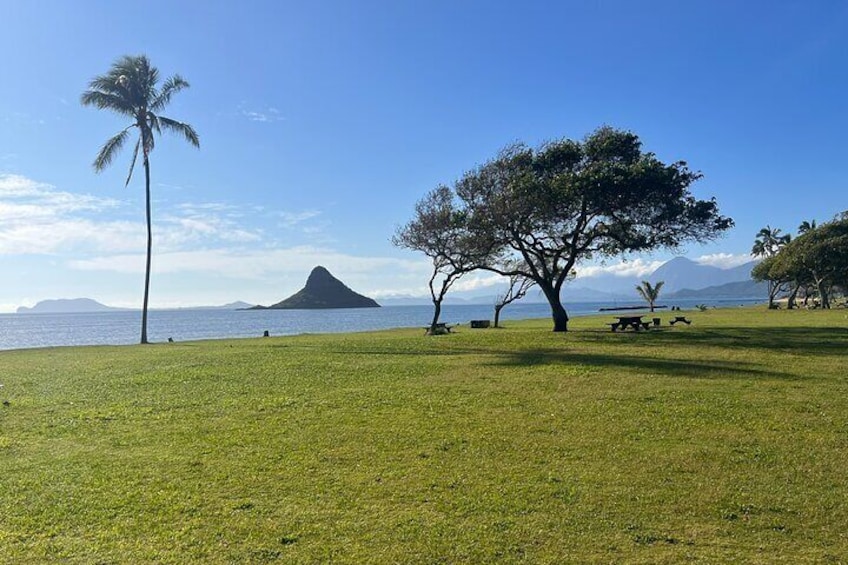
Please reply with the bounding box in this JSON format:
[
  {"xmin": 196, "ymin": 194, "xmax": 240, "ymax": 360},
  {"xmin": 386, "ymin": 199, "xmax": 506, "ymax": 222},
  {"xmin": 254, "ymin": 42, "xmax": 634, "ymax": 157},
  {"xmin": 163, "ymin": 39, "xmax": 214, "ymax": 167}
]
[{"xmin": 0, "ymin": 299, "xmax": 762, "ymax": 351}]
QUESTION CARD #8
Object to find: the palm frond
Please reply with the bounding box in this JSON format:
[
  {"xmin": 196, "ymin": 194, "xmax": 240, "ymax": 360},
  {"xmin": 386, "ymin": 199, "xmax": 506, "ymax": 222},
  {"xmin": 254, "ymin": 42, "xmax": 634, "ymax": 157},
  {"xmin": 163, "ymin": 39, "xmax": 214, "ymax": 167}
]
[
  {"xmin": 150, "ymin": 75, "xmax": 190, "ymax": 112},
  {"xmin": 125, "ymin": 137, "xmax": 141, "ymax": 187},
  {"xmin": 148, "ymin": 113, "xmax": 162, "ymax": 135},
  {"xmin": 158, "ymin": 116, "xmax": 200, "ymax": 148},
  {"xmin": 93, "ymin": 127, "xmax": 132, "ymax": 172},
  {"xmin": 80, "ymin": 90, "xmax": 136, "ymax": 116}
]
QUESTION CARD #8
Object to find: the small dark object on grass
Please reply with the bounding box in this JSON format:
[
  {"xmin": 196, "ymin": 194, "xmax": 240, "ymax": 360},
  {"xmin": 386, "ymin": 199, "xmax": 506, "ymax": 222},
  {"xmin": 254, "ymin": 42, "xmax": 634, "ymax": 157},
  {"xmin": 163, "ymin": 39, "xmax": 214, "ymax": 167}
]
[
  {"xmin": 3, "ymin": 400, "xmax": 9, "ymax": 407},
  {"xmin": 470, "ymin": 320, "xmax": 490, "ymax": 329},
  {"xmin": 168, "ymin": 337, "xmax": 174, "ymax": 343},
  {"xmin": 263, "ymin": 330, "xmax": 270, "ymax": 337}
]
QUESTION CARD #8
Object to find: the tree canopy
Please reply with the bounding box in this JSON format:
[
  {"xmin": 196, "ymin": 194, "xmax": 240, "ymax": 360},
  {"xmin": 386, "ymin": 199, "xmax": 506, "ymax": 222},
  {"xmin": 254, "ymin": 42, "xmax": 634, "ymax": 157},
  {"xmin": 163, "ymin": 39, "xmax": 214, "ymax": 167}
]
[
  {"xmin": 764, "ymin": 218, "xmax": 848, "ymax": 308},
  {"xmin": 453, "ymin": 126, "xmax": 733, "ymax": 331}
]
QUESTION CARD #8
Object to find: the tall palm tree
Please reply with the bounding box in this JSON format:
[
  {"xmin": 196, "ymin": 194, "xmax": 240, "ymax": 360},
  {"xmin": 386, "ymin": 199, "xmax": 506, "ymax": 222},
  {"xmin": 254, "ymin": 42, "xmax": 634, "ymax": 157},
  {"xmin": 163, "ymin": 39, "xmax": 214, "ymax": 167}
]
[
  {"xmin": 635, "ymin": 280, "xmax": 664, "ymax": 312},
  {"xmin": 81, "ymin": 55, "xmax": 199, "ymax": 344},
  {"xmin": 751, "ymin": 225, "xmax": 790, "ymax": 258},
  {"xmin": 751, "ymin": 225, "xmax": 791, "ymax": 309}
]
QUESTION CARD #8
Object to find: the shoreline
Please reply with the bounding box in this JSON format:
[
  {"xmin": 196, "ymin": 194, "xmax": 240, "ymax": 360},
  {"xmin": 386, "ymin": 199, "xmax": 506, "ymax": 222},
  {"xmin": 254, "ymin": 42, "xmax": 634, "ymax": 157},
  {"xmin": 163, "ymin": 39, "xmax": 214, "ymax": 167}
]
[{"xmin": 0, "ymin": 300, "xmax": 766, "ymax": 354}]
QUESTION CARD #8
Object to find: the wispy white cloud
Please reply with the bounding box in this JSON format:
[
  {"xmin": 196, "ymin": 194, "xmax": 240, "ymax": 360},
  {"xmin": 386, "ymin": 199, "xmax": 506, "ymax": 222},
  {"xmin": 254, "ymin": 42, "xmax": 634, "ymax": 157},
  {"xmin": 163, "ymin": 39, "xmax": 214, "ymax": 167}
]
[
  {"xmin": 574, "ymin": 258, "xmax": 665, "ymax": 279},
  {"xmin": 240, "ymin": 105, "xmax": 285, "ymax": 123},
  {"xmin": 694, "ymin": 253, "xmax": 754, "ymax": 269},
  {"xmin": 0, "ymin": 174, "xmax": 119, "ymax": 209},
  {"xmin": 0, "ymin": 218, "xmax": 143, "ymax": 254},
  {"xmin": 0, "ymin": 174, "xmax": 132, "ymax": 254},
  {"xmin": 278, "ymin": 210, "xmax": 322, "ymax": 228},
  {"xmin": 0, "ymin": 173, "xmax": 269, "ymax": 256},
  {"xmin": 452, "ymin": 273, "xmax": 506, "ymax": 292},
  {"xmin": 69, "ymin": 246, "xmax": 422, "ymax": 280}
]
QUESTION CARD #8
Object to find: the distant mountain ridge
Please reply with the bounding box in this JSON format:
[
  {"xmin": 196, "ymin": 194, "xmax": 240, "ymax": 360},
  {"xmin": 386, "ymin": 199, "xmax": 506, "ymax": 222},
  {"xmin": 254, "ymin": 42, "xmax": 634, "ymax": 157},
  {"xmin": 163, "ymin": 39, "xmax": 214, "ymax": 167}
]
[
  {"xmin": 666, "ymin": 280, "xmax": 767, "ymax": 300},
  {"xmin": 567, "ymin": 257, "xmax": 759, "ymax": 298},
  {"xmin": 644, "ymin": 257, "xmax": 757, "ymax": 294},
  {"xmin": 381, "ymin": 257, "xmax": 763, "ymax": 305}
]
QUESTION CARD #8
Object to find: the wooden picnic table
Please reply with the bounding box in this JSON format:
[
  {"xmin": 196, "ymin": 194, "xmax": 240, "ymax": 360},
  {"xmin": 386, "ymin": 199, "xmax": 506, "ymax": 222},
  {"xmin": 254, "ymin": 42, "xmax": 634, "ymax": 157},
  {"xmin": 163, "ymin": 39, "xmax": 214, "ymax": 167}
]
[{"xmin": 608, "ymin": 315, "xmax": 651, "ymax": 332}]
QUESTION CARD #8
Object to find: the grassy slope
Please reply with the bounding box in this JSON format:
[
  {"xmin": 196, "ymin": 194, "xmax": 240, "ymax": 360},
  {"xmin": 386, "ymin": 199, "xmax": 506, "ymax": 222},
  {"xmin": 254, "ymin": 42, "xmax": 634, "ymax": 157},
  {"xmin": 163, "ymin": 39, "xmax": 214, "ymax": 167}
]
[{"xmin": 1, "ymin": 307, "xmax": 847, "ymax": 563}]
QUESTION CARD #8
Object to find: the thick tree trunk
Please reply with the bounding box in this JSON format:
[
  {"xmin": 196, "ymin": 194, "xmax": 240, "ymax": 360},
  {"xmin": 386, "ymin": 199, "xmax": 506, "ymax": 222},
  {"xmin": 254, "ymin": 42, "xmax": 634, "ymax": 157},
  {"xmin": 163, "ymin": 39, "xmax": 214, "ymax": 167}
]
[
  {"xmin": 141, "ymin": 157, "xmax": 152, "ymax": 344},
  {"xmin": 428, "ymin": 300, "xmax": 442, "ymax": 335},
  {"xmin": 766, "ymin": 280, "xmax": 776, "ymax": 309},
  {"xmin": 493, "ymin": 304, "xmax": 503, "ymax": 328},
  {"xmin": 540, "ymin": 283, "xmax": 569, "ymax": 332},
  {"xmin": 787, "ymin": 284, "xmax": 799, "ymax": 309},
  {"xmin": 816, "ymin": 281, "xmax": 830, "ymax": 309}
]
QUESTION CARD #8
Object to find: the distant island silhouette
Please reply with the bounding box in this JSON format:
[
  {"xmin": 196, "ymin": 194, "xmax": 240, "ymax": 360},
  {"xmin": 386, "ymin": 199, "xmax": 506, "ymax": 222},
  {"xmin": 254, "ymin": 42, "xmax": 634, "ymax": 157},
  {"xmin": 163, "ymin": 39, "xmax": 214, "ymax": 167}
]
[
  {"xmin": 16, "ymin": 298, "xmax": 255, "ymax": 314},
  {"xmin": 253, "ymin": 266, "xmax": 380, "ymax": 309},
  {"xmin": 17, "ymin": 298, "xmax": 128, "ymax": 314}
]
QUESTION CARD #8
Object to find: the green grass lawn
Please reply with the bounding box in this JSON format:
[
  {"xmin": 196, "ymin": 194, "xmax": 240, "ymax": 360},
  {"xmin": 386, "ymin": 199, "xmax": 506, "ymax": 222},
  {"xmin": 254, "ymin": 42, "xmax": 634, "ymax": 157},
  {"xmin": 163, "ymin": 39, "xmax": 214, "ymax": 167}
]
[{"xmin": 1, "ymin": 307, "xmax": 847, "ymax": 563}]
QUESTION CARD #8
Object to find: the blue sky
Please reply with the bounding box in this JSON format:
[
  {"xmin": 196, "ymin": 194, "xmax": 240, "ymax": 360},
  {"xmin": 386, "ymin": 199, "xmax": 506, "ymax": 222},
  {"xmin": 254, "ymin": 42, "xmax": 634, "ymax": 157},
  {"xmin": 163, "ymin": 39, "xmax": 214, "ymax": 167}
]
[{"xmin": 1, "ymin": 1, "xmax": 846, "ymax": 311}]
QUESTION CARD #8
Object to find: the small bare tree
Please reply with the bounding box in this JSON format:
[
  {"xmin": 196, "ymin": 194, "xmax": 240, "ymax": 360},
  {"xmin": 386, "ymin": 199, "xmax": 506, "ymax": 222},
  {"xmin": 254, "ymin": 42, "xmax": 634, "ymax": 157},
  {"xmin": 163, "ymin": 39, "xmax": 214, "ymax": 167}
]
[
  {"xmin": 393, "ymin": 186, "xmax": 492, "ymax": 335},
  {"xmin": 493, "ymin": 274, "xmax": 536, "ymax": 328}
]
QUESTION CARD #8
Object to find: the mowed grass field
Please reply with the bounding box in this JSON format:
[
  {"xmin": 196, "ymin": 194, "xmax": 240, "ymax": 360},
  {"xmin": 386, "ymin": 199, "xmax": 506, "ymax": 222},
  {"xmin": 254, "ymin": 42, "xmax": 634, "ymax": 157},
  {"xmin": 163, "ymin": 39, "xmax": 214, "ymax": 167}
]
[{"xmin": 1, "ymin": 307, "xmax": 847, "ymax": 564}]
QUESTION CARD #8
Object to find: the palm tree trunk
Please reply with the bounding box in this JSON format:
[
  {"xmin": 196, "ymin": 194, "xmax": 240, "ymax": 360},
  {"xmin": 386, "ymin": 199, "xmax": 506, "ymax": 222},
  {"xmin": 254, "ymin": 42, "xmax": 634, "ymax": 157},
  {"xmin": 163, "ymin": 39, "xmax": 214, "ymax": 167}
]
[{"xmin": 141, "ymin": 156, "xmax": 152, "ymax": 344}]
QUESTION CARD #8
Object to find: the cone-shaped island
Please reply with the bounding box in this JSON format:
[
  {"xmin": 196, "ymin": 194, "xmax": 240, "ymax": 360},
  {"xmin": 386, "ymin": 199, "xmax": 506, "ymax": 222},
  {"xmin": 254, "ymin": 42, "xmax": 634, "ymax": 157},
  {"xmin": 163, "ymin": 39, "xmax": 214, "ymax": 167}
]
[{"xmin": 253, "ymin": 266, "xmax": 380, "ymax": 309}]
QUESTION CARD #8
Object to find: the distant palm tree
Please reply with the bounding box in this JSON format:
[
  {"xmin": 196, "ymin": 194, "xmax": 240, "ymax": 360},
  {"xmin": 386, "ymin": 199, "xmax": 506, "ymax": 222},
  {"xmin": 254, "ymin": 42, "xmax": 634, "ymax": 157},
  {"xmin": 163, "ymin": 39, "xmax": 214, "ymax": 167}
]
[
  {"xmin": 798, "ymin": 219, "xmax": 817, "ymax": 235},
  {"xmin": 751, "ymin": 225, "xmax": 791, "ymax": 309},
  {"xmin": 81, "ymin": 55, "xmax": 199, "ymax": 344},
  {"xmin": 751, "ymin": 225, "xmax": 790, "ymax": 258},
  {"xmin": 636, "ymin": 280, "xmax": 664, "ymax": 312}
]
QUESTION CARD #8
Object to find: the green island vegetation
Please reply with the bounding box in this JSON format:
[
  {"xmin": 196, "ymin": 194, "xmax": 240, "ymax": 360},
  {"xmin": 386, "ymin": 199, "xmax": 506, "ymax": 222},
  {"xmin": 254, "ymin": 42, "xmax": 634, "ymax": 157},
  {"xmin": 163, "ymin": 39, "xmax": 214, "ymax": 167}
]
[{"xmin": 2, "ymin": 306, "xmax": 847, "ymax": 563}]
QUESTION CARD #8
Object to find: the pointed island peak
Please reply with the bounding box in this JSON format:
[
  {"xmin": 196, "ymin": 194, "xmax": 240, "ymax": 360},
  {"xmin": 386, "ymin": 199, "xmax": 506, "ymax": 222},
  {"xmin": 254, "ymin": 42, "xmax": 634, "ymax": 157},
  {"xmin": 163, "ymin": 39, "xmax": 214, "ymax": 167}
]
[{"xmin": 255, "ymin": 266, "xmax": 380, "ymax": 310}]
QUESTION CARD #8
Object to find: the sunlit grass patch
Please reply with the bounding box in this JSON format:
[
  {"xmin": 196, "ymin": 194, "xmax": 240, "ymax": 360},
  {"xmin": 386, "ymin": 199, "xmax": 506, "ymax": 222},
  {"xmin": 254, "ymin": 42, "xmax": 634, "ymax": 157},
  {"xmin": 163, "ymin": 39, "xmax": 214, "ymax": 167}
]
[{"xmin": 1, "ymin": 306, "xmax": 847, "ymax": 562}]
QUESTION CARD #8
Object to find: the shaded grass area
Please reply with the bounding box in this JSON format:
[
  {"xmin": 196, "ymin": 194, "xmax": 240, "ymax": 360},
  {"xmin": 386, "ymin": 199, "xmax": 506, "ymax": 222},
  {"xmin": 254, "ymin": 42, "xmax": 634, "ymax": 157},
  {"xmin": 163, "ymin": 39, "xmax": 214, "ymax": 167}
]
[{"xmin": 1, "ymin": 307, "xmax": 847, "ymax": 563}]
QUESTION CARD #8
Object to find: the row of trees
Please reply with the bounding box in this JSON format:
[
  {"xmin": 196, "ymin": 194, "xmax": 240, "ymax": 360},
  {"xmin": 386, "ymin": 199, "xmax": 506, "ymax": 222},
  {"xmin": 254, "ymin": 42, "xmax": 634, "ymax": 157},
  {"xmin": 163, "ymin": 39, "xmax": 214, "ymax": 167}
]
[
  {"xmin": 394, "ymin": 127, "xmax": 733, "ymax": 334},
  {"xmin": 752, "ymin": 214, "xmax": 848, "ymax": 309}
]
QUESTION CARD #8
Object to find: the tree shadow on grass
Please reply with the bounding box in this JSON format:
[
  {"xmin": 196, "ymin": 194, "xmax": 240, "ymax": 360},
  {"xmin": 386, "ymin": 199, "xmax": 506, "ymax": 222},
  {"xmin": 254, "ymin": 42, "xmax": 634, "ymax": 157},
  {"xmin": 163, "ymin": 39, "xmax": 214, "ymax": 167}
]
[
  {"xmin": 483, "ymin": 348, "xmax": 794, "ymax": 381},
  {"xmin": 578, "ymin": 326, "xmax": 848, "ymax": 354},
  {"xmin": 264, "ymin": 325, "xmax": 845, "ymax": 381}
]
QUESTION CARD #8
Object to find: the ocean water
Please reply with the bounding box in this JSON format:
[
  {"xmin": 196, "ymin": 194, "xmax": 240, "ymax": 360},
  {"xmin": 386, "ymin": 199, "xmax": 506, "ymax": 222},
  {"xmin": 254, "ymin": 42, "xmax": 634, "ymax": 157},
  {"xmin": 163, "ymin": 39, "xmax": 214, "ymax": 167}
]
[{"xmin": 0, "ymin": 299, "xmax": 762, "ymax": 351}]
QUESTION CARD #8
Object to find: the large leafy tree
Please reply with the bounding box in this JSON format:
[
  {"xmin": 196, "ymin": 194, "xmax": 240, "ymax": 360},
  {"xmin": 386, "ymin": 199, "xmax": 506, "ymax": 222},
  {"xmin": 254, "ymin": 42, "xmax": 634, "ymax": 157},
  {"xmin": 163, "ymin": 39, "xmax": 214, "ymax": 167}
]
[
  {"xmin": 752, "ymin": 255, "xmax": 800, "ymax": 307},
  {"xmin": 81, "ymin": 55, "xmax": 199, "ymax": 344},
  {"xmin": 766, "ymin": 218, "xmax": 848, "ymax": 309},
  {"xmin": 751, "ymin": 225, "xmax": 791, "ymax": 308},
  {"xmin": 453, "ymin": 127, "xmax": 733, "ymax": 331}
]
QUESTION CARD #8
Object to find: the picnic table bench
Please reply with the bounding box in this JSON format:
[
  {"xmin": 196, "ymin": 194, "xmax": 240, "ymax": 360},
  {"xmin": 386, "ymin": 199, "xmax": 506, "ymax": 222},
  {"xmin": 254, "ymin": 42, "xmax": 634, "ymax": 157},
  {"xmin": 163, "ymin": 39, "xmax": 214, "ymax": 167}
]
[
  {"xmin": 669, "ymin": 316, "xmax": 691, "ymax": 325},
  {"xmin": 608, "ymin": 315, "xmax": 651, "ymax": 332},
  {"xmin": 425, "ymin": 322, "xmax": 453, "ymax": 334}
]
